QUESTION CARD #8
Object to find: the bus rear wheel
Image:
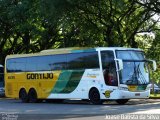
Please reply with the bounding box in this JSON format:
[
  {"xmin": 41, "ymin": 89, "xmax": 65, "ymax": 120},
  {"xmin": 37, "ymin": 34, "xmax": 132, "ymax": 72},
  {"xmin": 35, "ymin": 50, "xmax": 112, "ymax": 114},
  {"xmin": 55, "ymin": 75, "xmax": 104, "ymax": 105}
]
[
  {"xmin": 28, "ymin": 89, "xmax": 38, "ymax": 103},
  {"xmin": 89, "ymin": 88, "xmax": 103, "ymax": 105},
  {"xmin": 19, "ymin": 89, "xmax": 28, "ymax": 103},
  {"xmin": 116, "ymin": 99, "xmax": 129, "ymax": 105}
]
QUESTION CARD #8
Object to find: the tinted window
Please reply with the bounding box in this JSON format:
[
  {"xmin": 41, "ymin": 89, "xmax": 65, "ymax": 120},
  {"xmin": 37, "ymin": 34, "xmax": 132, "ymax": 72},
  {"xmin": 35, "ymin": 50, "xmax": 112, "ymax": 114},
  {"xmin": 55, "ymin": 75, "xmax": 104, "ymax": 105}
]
[
  {"xmin": 7, "ymin": 59, "xmax": 15, "ymax": 72},
  {"xmin": 7, "ymin": 58, "xmax": 26, "ymax": 72},
  {"xmin": 67, "ymin": 52, "xmax": 99, "ymax": 69},
  {"xmin": 116, "ymin": 50, "xmax": 145, "ymax": 60},
  {"xmin": 7, "ymin": 52, "xmax": 99, "ymax": 72},
  {"xmin": 50, "ymin": 54, "xmax": 67, "ymax": 70},
  {"xmin": 37, "ymin": 55, "xmax": 51, "ymax": 71},
  {"xmin": 101, "ymin": 51, "xmax": 118, "ymax": 86},
  {"xmin": 83, "ymin": 52, "xmax": 99, "ymax": 68},
  {"xmin": 26, "ymin": 57, "xmax": 37, "ymax": 72},
  {"xmin": 16, "ymin": 58, "xmax": 26, "ymax": 72},
  {"xmin": 7, "ymin": 54, "xmax": 67, "ymax": 72},
  {"xmin": 101, "ymin": 51, "xmax": 114, "ymax": 69},
  {"xmin": 26, "ymin": 55, "xmax": 67, "ymax": 71},
  {"xmin": 67, "ymin": 53, "xmax": 84, "ymax": 69}
]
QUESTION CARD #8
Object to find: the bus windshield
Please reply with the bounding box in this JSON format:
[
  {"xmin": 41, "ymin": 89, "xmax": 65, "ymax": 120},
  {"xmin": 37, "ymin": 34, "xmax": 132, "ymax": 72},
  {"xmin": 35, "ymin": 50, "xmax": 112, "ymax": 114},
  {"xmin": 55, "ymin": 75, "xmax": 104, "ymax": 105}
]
[{"xmin": 116, "ymin": 50, "xmax": 149, "ymax": 85}]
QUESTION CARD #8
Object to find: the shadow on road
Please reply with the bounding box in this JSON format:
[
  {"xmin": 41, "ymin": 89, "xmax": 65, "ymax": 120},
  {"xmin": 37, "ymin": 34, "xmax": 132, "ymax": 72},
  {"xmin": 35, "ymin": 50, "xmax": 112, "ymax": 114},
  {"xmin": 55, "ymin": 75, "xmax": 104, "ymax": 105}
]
[{"xmin": 0, "ymin": 98, "xmax": 160, "ymax": 120}]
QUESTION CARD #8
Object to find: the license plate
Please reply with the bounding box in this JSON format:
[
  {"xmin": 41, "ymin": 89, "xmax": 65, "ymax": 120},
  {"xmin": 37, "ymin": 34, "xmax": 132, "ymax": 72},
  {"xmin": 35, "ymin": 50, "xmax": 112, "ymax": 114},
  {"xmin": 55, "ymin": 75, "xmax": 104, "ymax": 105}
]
[{"xmin": 135, "ymin": 93, "xmax": 140, "ymax": 96}]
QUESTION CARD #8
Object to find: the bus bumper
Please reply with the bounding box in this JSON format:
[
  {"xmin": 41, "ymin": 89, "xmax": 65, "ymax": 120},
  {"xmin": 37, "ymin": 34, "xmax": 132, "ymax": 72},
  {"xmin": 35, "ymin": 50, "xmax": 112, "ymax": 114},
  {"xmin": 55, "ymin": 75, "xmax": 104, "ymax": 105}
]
[{"xmin": 102, "ymin": 89, "xmax": 150, "ymax": 99}]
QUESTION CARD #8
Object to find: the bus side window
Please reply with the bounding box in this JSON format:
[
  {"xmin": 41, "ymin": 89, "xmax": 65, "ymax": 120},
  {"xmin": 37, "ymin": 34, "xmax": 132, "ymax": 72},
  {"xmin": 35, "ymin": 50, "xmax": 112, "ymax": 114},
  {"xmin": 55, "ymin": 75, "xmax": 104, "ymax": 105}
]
[{"xmin": 101, "ymin": 51, "xmax": 118, "ymax": 86}]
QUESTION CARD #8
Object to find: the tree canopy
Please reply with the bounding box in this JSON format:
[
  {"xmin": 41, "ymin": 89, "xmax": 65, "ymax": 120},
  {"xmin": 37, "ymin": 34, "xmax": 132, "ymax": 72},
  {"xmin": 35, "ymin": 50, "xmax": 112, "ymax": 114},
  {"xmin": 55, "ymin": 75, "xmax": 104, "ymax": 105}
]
[{"xmin": 0, "ymin": 0, "xmax": 160, "ymax": 66}]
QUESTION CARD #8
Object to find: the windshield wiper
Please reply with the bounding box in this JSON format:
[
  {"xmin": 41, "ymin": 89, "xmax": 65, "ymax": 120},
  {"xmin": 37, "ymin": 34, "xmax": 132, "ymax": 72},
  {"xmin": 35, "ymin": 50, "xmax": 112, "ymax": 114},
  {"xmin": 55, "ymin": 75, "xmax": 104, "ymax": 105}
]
[
  {"xmin": 125, "ymin": 62, "xmax": 148, "ymax": 85},
  {"xmin": 136, "ymin": 63, "xmax": 147, "ymax": 85},
  {"xmin": 126, "ymin": 62, "xmax": 138, "ymax": 85}
]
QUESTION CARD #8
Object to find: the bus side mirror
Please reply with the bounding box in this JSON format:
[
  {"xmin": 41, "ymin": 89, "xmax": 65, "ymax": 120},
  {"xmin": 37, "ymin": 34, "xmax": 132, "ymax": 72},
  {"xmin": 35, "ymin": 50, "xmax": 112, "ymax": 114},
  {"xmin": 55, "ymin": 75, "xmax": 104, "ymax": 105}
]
[
  {"xmin": 148, "ymin": 60, "xmax": 157, "ymax": 71},
  {"xmin": 150, "ymin": 60, "xmax": 157, "ymax": 71},
  {"xmin": 115, "ymin": 59, "xmax": 123, "ymax": 71}
]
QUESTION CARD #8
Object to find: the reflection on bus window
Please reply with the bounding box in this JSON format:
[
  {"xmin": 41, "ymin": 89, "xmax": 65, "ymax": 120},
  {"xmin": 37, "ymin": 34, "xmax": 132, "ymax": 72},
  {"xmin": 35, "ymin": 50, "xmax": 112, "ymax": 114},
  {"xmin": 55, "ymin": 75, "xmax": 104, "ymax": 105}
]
[{"xmin": 101, "ymin": 51, "xmax": 118, "ymax": 86}]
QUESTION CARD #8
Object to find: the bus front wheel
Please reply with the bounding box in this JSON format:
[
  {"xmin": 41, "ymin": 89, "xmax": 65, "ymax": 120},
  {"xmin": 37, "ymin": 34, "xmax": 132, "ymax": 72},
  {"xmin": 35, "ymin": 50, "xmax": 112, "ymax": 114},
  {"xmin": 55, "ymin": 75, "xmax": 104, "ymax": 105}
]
[
  {"xmin": 28, "ymin": 89, "xmax": 38, "ymax": 103},
  {"xmin": 116, "ymin": 99, "xmax": 129, "ymax": 105},
  {"xmin": 19, "ymin": 89, "xmax": 29, "ymax": 103},
  {"xmin": 89, "ymin": 88, "xmax": 103, "ymax": 105}
]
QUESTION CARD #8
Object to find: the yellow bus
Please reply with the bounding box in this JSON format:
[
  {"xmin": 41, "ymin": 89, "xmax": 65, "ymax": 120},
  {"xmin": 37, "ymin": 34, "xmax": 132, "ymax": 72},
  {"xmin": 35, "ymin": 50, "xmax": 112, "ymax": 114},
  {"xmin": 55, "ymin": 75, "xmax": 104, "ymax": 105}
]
[{"xmin": 5, "ymin": 47, "xmax": 156, "ymax": 104}]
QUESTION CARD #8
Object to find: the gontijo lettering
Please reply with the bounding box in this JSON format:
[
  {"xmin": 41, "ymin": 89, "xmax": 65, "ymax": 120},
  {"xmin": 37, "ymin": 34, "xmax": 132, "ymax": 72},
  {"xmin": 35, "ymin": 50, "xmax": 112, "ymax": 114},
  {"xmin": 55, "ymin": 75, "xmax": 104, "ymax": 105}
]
[{"xmin": 27, "ymin": 73, "xmax": 54, "ymax": 80}]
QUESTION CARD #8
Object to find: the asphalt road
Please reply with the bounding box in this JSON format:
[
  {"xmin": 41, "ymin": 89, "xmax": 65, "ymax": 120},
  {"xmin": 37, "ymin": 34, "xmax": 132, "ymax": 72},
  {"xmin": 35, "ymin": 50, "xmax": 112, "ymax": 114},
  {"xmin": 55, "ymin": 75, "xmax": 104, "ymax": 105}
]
[{"xmin": 0, "ymin": 98, "xmax": 160, "ymax": 120}]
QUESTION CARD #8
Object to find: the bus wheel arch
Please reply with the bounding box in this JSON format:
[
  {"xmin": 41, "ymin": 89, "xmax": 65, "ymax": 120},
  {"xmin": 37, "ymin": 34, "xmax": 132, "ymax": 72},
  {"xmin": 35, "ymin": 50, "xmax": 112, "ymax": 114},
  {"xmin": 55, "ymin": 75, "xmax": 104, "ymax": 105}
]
[
  {"xmin": 89, "ymin": 87, "xmax": 103, "ymax": 105},
  {"xmin": 28, "ymin": 88, "xmax": 38, "ymax": 103},
  {"xmin": 19, "ymin": 88, "xmax": 29, "ymax": 103}
]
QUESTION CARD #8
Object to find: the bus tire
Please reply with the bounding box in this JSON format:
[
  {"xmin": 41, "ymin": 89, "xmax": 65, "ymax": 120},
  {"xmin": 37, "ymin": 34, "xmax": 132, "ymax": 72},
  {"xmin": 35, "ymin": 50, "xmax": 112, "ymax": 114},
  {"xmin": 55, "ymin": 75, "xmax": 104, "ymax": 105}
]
[
  {"xmin": 89, "ymin": 88, "xmax": 103, "ymax": 105},
  {"xmin": 116, "ymin": 99, "xmax": 129, "ymax": 105},
  {"xmin": 19, "ymin": 89, "xmax": 29, "ymax": 103},
  {"xmin": 28, "ymin": 89, "xmax": 38, "ymax": 103}
]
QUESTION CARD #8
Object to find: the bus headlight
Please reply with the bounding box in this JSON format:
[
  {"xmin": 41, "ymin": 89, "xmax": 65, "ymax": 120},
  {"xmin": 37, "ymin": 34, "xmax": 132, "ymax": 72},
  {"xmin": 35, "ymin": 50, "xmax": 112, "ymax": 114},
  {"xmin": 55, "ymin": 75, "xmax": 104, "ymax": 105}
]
[{"xmin": 119, "ymin": 87, "xmax": 129, "ymax": 91}]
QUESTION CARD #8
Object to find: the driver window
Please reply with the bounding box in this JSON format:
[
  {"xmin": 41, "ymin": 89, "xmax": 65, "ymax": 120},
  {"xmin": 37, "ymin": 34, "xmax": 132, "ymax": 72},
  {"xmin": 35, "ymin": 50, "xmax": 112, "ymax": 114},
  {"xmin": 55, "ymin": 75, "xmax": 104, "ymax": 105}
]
[{"xmin": 101, "ymin": 51, "xmax": 118, "ymax": 86}]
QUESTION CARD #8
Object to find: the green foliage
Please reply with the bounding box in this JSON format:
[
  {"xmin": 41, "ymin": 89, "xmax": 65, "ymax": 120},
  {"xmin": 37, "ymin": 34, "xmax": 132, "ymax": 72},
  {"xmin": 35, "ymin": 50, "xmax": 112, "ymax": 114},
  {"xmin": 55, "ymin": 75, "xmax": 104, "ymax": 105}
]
[
  {"xmin": 152, "ymin": 67, "xmax": 160, "ymax": 84},
  {"xmin": 0, "ymin": 0, "xmax": 160, "ymax": 70},
  {"xmin": 146, "ymin": 29, "xmax": 160, "ymax": 85},
  {"xmin": 0, "ymin": 0, "xmax": 159, "ymax": 84}
]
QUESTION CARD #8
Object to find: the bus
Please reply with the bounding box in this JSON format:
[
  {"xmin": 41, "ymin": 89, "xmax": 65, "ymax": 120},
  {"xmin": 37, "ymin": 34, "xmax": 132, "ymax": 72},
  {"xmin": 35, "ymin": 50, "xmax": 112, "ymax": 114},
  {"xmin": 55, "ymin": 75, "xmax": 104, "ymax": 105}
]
[{"xmin": 5, "ymin": 47, "xmax": 157, "ymax": 104}]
